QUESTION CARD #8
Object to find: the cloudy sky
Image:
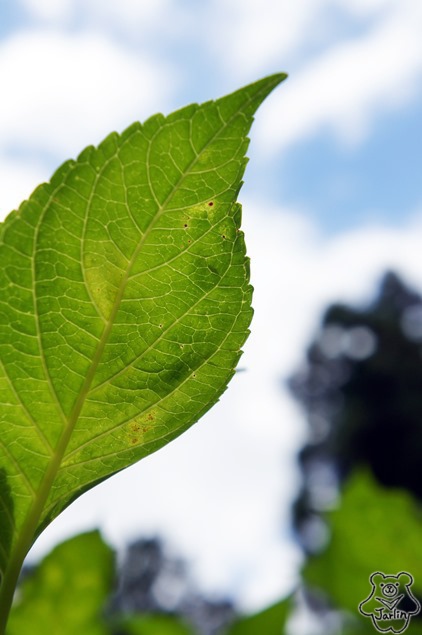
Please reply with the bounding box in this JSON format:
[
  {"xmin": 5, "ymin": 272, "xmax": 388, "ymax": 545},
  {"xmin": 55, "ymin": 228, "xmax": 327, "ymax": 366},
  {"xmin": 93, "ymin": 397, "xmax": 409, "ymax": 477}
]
[{"xmin": 1, "ymin": 0, "xmax": 422, "ymax": 612}]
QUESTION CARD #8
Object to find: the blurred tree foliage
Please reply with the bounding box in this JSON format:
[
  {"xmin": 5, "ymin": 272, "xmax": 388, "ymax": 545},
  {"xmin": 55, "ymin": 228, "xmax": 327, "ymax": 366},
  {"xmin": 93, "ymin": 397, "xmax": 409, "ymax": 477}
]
[
  {"xmin": 10, "ymin": 532, "xmax": 290, "ymax": 635},
  {"xmin": 289, "ymin": 271, "xmax": 422, "ymax": 633},
  {"xmin": 303, "ymin": 470, "xmax": 422, "ymax": 633},
  {"xmin": 289, "ymin": 271, "xmax": 422, "ymax": 551},
  {"xmin": 108, "ymin": 537, "xmax": 235, "ymax": 635},
  {"xmin": 10, "ymin": 533, "xmax": 231, "ymax": 635}
]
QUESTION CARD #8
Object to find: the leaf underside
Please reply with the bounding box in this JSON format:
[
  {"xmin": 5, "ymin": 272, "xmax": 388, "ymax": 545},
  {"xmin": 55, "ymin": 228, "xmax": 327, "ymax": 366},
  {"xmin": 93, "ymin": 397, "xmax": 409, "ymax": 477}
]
[{"xmin": 0, "ymin": 74, "xmax": 286, "ymax": 585}]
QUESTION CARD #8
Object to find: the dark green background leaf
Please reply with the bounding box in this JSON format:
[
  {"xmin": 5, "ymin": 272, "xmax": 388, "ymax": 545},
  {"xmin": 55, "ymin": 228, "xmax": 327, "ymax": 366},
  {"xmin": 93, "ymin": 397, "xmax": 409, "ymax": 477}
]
[
  {"xmin": 304, "ymin": 470, "xmax": 422, "ymax": 631},
  {"xmin": 116, "ymin": 614, "xmax": 194, "ymax": 635},
  {"xmin": 226, "ymin": 596, "xmax": 291, "ymax": 635},
  {"xmin": 7, "ymin": 531, "xmax": 114, "ymax": 635}
]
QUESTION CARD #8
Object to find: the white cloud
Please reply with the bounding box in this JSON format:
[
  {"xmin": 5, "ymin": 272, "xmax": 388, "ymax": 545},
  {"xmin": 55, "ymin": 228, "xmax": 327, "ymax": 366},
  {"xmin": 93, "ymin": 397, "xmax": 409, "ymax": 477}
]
[
  {"xmin": 344, "ymin": 0, "xmax": 396, "ymax": 17},
  {"xmin": 209, "ymin": 0, "xmax": 398, "ymax": 80},
  {"xmin": 85, "ymin": 0, "xmax": 175, "ymax": 33},
  {"xmin": 254, "ymin": 1, "xmax": 422, "ymax": 155},
  {"xmin": 19, "ymin": 0, "xmax": 173, "ymax": 29},
  {"xmin": 0, "ymin": 157, "xmax": 47, "ymax": 217},
  {"xmin": 0, "ymin": 30, "xmax": 176, "ymax": 160},
  {"xmin": 19, "ymin": 0, "xmax": 73, "ymax": 23},
  {"xmin": 204, "ymin": 0, "xmax": 422, "ymax": 156},
  {"xmin": 209, "ymin": 0, "xmax": 322, "ymax": 78},
  {"xmin": 27, "ymin": 201, "xmax": 422, "ymax": 610},
  {"xmin": 12, "ymin": 0, "xmax": 422, "ymax": 162}
]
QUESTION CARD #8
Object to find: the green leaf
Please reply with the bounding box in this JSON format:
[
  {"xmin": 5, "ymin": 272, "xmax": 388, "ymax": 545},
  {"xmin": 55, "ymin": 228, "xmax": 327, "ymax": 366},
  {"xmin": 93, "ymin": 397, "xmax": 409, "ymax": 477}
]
[
  {"xmin": 6, "ymin": 531, "xmax": 114, "ymax": 635},
  {"xmin": 116, "ymin": 614, "xmax": 195, "ymax": 635},
  {"xmin": 304, "ymin": 470, "xmax": 422, "ymax": 614},
  {"xmin": 226, "ymin": 596, "xmax": 292, "ymax": 635},
  {"xmin": 0, "ymin": 74, "xmax": 286, "ymax": 626}
]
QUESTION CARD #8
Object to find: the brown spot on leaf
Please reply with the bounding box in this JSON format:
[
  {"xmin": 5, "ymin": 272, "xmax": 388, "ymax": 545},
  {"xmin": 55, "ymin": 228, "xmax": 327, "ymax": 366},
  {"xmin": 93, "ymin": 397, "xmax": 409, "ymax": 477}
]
[{"xmin": 128, "ymin": 411, "xmax": 156, "ymax": 444}]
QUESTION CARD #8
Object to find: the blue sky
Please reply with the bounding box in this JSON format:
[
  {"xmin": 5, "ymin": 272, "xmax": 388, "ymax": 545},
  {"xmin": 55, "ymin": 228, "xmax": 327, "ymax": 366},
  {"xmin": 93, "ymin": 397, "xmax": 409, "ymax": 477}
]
[{"xmin": 1, "ymin": 0, "xmax": 422, "ymax": 612}]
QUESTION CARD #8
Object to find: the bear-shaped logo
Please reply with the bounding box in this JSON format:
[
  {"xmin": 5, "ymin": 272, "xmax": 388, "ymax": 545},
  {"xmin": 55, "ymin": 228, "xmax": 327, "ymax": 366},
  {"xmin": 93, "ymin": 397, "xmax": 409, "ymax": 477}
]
[{"xmin": 359, "ymin": 572, "xmax": 421, "ymax": 633}]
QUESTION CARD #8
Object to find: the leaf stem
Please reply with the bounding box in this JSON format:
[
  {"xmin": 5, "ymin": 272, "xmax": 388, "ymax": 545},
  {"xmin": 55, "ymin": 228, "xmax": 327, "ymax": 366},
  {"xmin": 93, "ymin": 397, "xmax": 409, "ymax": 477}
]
[{"xmin": 0, "ymin": 547, "xmax": 25, "ymax": 633}]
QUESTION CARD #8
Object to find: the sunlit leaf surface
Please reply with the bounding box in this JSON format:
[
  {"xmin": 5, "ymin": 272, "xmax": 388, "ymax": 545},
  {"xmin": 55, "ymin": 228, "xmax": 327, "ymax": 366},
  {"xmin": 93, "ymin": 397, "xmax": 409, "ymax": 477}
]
[{"xmin": 0, "ymin": 75, "xmax": 286, "ymax": 613}]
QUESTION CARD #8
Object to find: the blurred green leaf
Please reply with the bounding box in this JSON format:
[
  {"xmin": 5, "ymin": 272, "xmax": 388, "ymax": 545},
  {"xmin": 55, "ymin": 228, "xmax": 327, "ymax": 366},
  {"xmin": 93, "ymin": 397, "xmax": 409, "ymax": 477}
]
[
  {"xmin": 304, "ymin": 470, "xmax": 422, "ymax": 615},
  {"xmin": 116, "ymin": 614, "xmax": 194, "ymax": 635},
  {"xmin": 226, "ymin": 596, "xmax": 291, "ymax": 635},
  {"xmin": 7, "ymin": 531, "xmax": 114, "ymax": 635}
]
